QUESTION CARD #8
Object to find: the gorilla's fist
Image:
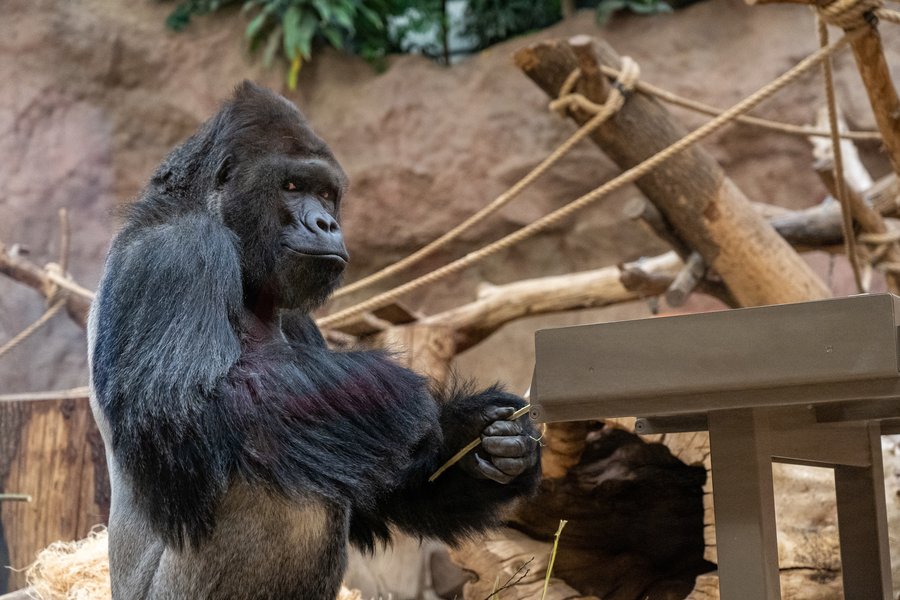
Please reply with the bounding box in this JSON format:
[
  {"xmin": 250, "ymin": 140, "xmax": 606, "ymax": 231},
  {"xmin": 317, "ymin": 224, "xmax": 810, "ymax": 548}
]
[{"xmin": 460, "ymin": 400, "xmax": 540, "ymax": 484}]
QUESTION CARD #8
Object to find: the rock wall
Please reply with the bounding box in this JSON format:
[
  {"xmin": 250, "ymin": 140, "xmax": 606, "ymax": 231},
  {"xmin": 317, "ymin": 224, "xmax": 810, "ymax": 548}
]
[
  {"xmin": 3, "ymin": 1, "xmax": 900, "ymax": 598},
  {"xmin": 3, "ymin": 0, "xmax": 898, "ymax": 397}
]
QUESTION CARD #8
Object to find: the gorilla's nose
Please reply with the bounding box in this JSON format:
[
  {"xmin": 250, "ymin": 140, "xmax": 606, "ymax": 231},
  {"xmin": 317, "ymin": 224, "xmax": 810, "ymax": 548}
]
[{"xmin": 305, "ymin": 208, "xmax": 341, "ymax": 236}]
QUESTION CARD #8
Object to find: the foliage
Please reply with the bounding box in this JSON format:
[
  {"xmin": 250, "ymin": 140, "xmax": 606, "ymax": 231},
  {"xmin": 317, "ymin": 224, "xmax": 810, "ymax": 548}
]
[
  {"xmin": 461, "ymin": 0, "xmax": 560, "ymax": 51},
  {"xmin": 165, "ymin": 0, "xmax": 673, "ymax": 86},
  {"xmin": 590, "ymin": 0, "xmax": 672, "ymax": 23},
  {"xmin": 166, "ymin": 0, "xmax": 422, "ymax": 86}
]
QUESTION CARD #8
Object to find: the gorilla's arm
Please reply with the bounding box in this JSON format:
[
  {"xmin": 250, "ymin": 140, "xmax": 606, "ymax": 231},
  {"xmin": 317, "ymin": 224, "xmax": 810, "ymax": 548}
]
[
  {"xmin": 348, "ymin": 385, "xmax": 542, "ymax": 551},
  {"xmin": 93, "ymin": 214, "xmax": 439, "ymax": 548},
  {"xmin": 280, "ymin": 316, "xmax": 541, "ymax": 548},
  {"xmin": 92, "ymin": 214, "xmax": 244, "ymax": 549}
]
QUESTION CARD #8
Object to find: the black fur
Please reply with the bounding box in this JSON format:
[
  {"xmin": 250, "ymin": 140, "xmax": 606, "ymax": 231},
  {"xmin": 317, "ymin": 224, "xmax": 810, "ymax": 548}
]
[{"xmin": 90, "ymin": 81, "xmax": 541, "ymax": 599}]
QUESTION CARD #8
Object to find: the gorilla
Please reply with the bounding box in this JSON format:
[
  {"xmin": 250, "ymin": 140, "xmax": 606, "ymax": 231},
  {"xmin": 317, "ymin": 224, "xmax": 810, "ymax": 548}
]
[{"xmin": 87, "ymin": 82, "xmax": 541, "ymax": 600}]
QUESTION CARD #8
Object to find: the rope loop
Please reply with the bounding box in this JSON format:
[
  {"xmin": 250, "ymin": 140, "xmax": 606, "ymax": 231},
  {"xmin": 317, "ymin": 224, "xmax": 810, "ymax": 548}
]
[
  {"xmin": 819, "ymin": 0, "xmax": 883, "ymax": 29},
  {"xmin": 548, "ymin": 56, "xmax": 641, "ymax": 118}
]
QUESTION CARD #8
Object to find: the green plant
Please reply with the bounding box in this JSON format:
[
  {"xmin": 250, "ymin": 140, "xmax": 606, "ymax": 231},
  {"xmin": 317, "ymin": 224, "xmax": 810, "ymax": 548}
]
[
  {"xmin": 462, "ymin": 0, "xmax": 561, "ymax": 50},
  {"xmin": 592, "ymin": 0, "xmax": 672, "ymax": 23},
  {"xmin": 166, "ymin": 0, "xmax": 408, "ymax": 87},
  {"xmin": 164, "ymin": 0, "xmax": 672, "ymax": 85}
]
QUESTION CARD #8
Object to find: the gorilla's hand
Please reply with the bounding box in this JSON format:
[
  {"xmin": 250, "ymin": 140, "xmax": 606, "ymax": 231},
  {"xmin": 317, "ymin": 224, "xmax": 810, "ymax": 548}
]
[{"xmin": 459, "ymin": 402, "xmax": 540, "ymax": 484}]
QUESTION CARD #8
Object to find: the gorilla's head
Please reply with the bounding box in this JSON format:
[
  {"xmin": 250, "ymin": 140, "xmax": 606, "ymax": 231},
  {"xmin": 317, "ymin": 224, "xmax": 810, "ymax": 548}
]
[{"xmin": 154, "ymin": 81, "xmax": 350, "ymax": 314}]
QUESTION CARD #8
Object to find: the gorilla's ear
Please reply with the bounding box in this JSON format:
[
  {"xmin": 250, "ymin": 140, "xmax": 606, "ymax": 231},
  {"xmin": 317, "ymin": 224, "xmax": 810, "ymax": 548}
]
[{"xmin": 215, "ymin": 155, "xmax": 232, "ymax": 187}]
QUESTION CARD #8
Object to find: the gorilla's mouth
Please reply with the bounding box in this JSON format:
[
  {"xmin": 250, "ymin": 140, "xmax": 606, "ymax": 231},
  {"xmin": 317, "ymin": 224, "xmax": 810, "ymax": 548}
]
[{"xmin": 282, "ymin": 244, "xmax": 349, "ymax": 265}]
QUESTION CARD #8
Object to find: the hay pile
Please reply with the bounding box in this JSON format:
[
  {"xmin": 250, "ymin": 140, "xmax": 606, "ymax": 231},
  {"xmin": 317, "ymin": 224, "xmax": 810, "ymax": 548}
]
[
  {"xmin": 20, "ymin": 528, "xmax": 362, "ymax": 600},
  {"xmin": 25, "ymin": 528, "xmax": 110, "ymax": 600}
]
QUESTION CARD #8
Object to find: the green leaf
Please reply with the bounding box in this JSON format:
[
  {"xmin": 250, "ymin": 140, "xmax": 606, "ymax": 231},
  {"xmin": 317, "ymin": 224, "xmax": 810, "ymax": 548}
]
[
  {"xmin": 288, "ymin": 55, "xmax": 302, "ymax": 90},
  {"xmin": 295, "ymin": 9, "xmax": 317, "ymax": 59},
  {"xmin": 320, "ymin": 25, "xmax": 345, "ymax": 49},
  {"xmin": 332, "ymin": 5, "xmax": 354, "ymax": 30},
  {"xmin": 283, "ymin": 5, "xmax": 301, "ymax": 59},
  {"xmin": 245, "ymin": 11, "xmax": 269, "ymax": 41},
  {"xmin": 312, "ymin": 0, "xmax": 332, "ymax": 22},
  {"xmin": 263, "ymin": 24, "xmax": 283, "ymax": 67},
  {"xmin": 358, "ymin": 4, "xmax": 383, "ymax": 30}
]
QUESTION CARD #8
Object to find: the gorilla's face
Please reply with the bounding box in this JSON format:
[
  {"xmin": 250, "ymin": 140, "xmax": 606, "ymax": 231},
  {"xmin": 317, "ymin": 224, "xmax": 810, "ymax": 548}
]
[
  {"xmin": 214, "ymin": 84, "xmax": 349, "ymax": 313},
  {"xmin": 267, "ymin": 155, "xmax": 349, "ymax": 311}
]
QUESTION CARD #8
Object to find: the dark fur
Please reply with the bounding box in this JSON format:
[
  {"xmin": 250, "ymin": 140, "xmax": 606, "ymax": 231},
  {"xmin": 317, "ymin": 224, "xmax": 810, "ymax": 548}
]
[{"xmin": 90, "ymin": 82, "xmax": 540, "ymax": 600}]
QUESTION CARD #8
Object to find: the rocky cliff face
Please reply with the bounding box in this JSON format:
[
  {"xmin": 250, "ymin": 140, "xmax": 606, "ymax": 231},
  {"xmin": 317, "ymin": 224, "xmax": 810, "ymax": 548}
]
[
  {"xmin": 3, "ymin": 2, "xmax": 900, "ymax": 597},
  {"xmin": 2, "ymin": 0, "xmax": 896, "ymax": 395}
]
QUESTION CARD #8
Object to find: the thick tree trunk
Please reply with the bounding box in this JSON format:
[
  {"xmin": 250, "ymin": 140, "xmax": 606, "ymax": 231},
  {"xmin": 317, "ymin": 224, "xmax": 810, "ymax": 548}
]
[{"xmin": 514, "ymin": 36, "xmax": 831, "ymax": 307}]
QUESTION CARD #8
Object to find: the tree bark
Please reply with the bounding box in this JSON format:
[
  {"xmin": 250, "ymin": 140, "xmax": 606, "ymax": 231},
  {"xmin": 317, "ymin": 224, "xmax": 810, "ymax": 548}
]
[
  {"xmin": 514, "ymin": 36, "xmax": 831, "ymax": 307},
  {"xmin": 425, "ymin": 253, "xmax": 682, "ymax": 352},
  {"xmin": 0, "ymin": 398, "xmax": 108, "ymax": 594},
  {"xmin": 373, "ymin": 324, "xmax": 456, "ymax": 385}
]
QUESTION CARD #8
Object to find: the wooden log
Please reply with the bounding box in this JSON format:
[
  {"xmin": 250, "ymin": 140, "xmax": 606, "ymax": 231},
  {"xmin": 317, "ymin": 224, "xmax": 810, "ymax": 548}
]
[
  {"xmin": 815, "ymin": 160, "xmax": 900, "ymax": 291},
  {"xmin": 373, "ymin": 324, "xmax": 456, "ymax": 385},
  {"xmin": 514, "ymin": 36, "xmax": 831, "ymax": 307},
  {"xmin": 0, "ymin": 242, "xmax": 91, "ymax": 328},
  {"xmin": 424, "ymin": 252, "xmax": 682, "ymax": 352},
  {"xmin": 847, "ymin": 24, "xmax": 900, "ymax": 175},
  {"xmin": 767, "ymin": 173, "xmax": 899, "ymax": 247},
  {"xmin": 0, "ymin": 397, "xmax": 109, "ymax": 594},
  {"xmin": 665, "ymin": 252, "xmax": 707, "ymax": 308},
  {"xmin": 622, "ymin": 197, "xmax": 690, "ymax": 257},
  {"xmin": 541, "ymin": 421, "xmax": 591, "ymax": 479}
]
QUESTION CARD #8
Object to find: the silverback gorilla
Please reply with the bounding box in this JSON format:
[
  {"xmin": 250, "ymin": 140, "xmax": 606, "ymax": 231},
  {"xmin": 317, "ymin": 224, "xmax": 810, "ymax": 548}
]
[{"xmin": 88, "ymin": 82, "xmax": 541, "ymax": 600}]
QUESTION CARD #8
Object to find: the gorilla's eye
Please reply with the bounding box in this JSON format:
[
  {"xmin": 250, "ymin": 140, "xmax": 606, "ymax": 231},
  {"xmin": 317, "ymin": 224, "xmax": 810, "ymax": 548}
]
[
  {"xmin": 320, "ymin": 190, "xmax": 330, "ymax": 200},
  {"xmin": 285, "ymin": 181, "xmax": 297, "ymax": 191}
]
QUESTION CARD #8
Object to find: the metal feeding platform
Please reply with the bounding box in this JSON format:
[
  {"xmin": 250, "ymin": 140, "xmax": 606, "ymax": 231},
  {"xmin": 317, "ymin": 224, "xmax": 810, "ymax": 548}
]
[{"xmin": 530, "ymin": 293, "xmax": 900, "ymax": 600}]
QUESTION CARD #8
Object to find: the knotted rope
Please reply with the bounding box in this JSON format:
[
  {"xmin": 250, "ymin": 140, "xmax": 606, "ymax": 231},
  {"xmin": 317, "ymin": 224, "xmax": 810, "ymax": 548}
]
[
  {"xmin": 329, "ymin": 58, "xmax": 640, "ymax": 301},
  {"xmin": 548, "ymin": 56, "xmax": 640, "ymax": 118},
  {"xmin": 856, "ymin": 227, "xmax": 900, "ymax": 273},
  {"xmin": 819, "ymin": 0, "xmax": 883, "ymax": 29}
]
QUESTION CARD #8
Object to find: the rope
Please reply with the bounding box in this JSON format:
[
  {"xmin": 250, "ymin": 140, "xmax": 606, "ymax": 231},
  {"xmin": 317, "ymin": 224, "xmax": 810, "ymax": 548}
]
[
  {"xmin": 855, "ymin": 223, "xmax": 900, "ymax": 272},
  {"xmin": 0, "ymin": 299, "xmax": 66, "ymax": 360},
  {"xmin": 596, "ymin": 64, "xmax": 881, "ymax": 141},
  {"xmin": 45, "ymin": 264, "xmax": 95, "ymax": 300},
  {"xmin": 317, "ymin": 31, "xmax": 860, "ymax": 330},
  {"xmin": 0, "ymin": 386, "xmax": 91, "ymax": 403},
  {"xmin": 329, "ymin": 58, "xmax": 640, "ymax": 301},
  {"xmin": 875, "ymin": 7, "xmax": 900, "ymax": 23},
  {"xmin": 818, "ymin": 17, "xmax": 866, "ymax": 293},
  {"xmin": 819, "ymin": 0, "xmax": 883, "ymax": 28}
]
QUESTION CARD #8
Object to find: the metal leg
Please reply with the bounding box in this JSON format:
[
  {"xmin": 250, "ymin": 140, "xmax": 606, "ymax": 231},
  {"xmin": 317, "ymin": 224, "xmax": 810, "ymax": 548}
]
[
  {"xmin": 834, "ymin": 423, "xmax": 892, "ymax": 600},
  {"xmin": 708, "ymin": 409, "xmax": 782, "ymax": 600}
]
